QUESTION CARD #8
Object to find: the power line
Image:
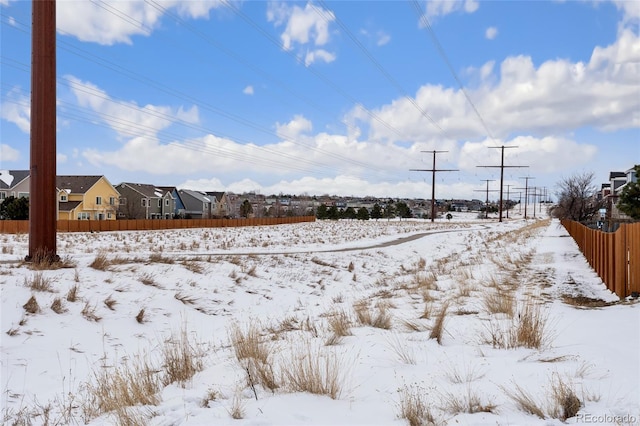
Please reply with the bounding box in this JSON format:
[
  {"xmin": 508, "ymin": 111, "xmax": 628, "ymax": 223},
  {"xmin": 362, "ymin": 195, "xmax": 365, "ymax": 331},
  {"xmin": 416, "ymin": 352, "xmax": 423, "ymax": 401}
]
[
  {"xmin": 474, "ymin": 179, "xmax": 498, "ymax": 219},
  {"xmin": 515, "ymin": 176, "xmax": 535, "ymax": 219}
]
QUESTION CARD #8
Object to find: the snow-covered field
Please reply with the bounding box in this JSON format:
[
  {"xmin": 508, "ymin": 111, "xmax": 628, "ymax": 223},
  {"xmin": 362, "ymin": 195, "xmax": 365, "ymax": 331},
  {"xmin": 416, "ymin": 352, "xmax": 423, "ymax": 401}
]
[{"xmin": 1, "ymin": 215, "xmax": 638, "ymax": 425}]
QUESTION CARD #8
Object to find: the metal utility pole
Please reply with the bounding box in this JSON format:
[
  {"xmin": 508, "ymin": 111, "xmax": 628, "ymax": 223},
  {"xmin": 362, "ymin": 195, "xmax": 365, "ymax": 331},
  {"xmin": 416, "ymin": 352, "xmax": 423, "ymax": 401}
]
[
  {"xmin": 28, "ymin": 0, "xmax": 57, "ymax": 262},
  {"xmin": 515, "ymin": 176, "xmax": 535, "ymax": 219},
  {"xmin": 410, "ymin": 150, "xmax": 458, "ymax": 222},
  {"xmin": 474, "ymin": 179, "xmax": 497, "ymax": 219},
  {"xmin": 477, "ymin": 146, "xmax": 527, "ymax": 222}
]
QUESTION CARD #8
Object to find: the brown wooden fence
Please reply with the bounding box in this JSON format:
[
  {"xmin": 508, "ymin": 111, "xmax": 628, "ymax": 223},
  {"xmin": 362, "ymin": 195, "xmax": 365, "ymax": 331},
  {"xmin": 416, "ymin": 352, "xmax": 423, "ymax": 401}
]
[
  {"xmin": 0, "ymin": 216, "xmax": 316, "ymax": 235},
  {"xmin": 561, "ymin": 219, "xmax": 639, "ymax": 298}
]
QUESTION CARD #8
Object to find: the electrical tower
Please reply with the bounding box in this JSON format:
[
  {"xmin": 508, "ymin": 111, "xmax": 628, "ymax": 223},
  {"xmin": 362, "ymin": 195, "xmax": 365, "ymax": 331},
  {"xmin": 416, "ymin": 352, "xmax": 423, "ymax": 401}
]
[
  {"xmin": 410, "ymin": 150, "xmax": 458, "ymax": 222},
  {"xmin": 474, "ymin": 179, "xmax": 498, "ymax": 219},
  {"xmin": 515, "ymin": 176, "xmax": 535, "ymax": 219},
  {"xmin": 28, "ymin": 0, "xmax": 58, "ymax": 262},
  {"xmin": 477, "ymin": 146, "xmax": 527, "ymax": 222}
]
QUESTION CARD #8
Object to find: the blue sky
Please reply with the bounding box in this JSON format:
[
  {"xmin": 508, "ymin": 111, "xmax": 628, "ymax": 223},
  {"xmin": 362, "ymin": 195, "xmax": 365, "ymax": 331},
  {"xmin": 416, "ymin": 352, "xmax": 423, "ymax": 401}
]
[{"xmin": 1, "ymin": 0, "xmax": 639, "ymax": 200}]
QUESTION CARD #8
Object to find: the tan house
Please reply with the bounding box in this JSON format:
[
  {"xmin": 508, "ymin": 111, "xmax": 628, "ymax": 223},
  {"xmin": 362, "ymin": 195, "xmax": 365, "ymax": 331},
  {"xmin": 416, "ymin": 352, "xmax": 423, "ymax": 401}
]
[{"xmin": 57, "ymin": 176, "xmax": 120, "ymax": 220}]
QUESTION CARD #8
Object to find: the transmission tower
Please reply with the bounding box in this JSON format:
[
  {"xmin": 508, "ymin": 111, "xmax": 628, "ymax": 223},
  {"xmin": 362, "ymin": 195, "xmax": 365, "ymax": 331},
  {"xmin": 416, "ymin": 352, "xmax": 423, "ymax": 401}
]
[
  {"xmin": 410, "ymin": 150, "xmax": 458, "ymax": 222},
  {"xmin": 477, "ymin": 146, "xmax": 528, "ymax": 222}
]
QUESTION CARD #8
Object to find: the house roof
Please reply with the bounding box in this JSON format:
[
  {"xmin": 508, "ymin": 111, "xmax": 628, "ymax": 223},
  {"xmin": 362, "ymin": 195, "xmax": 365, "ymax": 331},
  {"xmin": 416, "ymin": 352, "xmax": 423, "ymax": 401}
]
[
  {"xmin": 206, "ymin": 191, "xmax": 226, "ymax": 202},
  {"xmin": 56, "ymin": 176, "xmax": 103, "ymax": 194},
  {"xmin": 119, "ymin": 182, "xmax": 172, "ymax": 199},
  {"xmin": 58, "ymin": 201, "xmax": 82, "ymax": 212},
  {"xmin": 179, "ymin": 189, "xmax": 211, "ymax": 203},
  {"xmin": 609, "ymin": 171, "xmax": 626, "ymax": 180},
  {"xmin": 0, "ymin": 170, "xmax": 30, "ymax": 190}
]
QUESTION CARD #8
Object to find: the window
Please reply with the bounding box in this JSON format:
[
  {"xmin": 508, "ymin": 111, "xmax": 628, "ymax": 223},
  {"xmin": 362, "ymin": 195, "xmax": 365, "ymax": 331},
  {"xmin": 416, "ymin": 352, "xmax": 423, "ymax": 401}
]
[
  {"xmin": 165, "ymin": 199, "xmax": 170, "ymax": 206},
  {"xmin": 109, "ymin": 197, "xmax": 116, "ymax": 205},
  {"xmin": 107, "ymin": 212, "xmax": 112, "ymax": 219},
  {"xmin": 78, "ymin": 212, "xmax": 90, "ymax": 220},
  {"xmin": 142, "ymin": 199, "xmax": 148, "ymax": 207},
  {"xmin": 119, "ymin": 197, "xmax": 127, "ymax": 205},
  {"xmin": 158, "ymin": 199, "xmax": 162, "ymax": 208},
  {"xmin": 60, "ymin": 194, "xmax": 68, "ymax": 202},
  {"xmin": 0, "ymin": 191, "xmax": 6, "ymax": 200},
  {"xmin": 18, "ymin": 192, "xmax": 29, "ymax": 198},
  {"xmin": 96, "ymin": 196, "xmax": 102, "ymax": 205}
]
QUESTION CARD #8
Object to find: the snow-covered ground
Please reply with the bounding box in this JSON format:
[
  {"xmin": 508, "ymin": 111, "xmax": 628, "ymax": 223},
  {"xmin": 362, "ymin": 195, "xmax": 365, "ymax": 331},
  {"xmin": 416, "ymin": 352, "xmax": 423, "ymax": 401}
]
[{"xmin": 1, "ymin": 214, "xmax": 638, "ymax": 425}]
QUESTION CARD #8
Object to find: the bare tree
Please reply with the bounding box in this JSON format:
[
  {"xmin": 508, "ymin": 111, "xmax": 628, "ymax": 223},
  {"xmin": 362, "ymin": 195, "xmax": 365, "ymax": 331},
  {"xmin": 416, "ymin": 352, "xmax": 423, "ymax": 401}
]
[{"xmin": 551, "ymin": 172, "xmax": 604, "ymax": 222}]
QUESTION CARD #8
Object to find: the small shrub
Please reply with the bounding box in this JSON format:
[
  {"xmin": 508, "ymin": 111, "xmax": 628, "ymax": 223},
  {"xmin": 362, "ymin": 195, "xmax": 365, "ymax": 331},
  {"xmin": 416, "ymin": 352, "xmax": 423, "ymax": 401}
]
[
  {"xmin": 280, "ymin": 345, "xmax": 344, "ymax": 399},
  {"xmin": 229, "ymin": 323, "xmax": 269, "ymax": 364},
  {"xmin": 161, "ymin": 326, "xmax": 204, "ymax": 387},
  {"xmin": 81, "ymin": 302, "xmax": 101, "ymax": 322}
]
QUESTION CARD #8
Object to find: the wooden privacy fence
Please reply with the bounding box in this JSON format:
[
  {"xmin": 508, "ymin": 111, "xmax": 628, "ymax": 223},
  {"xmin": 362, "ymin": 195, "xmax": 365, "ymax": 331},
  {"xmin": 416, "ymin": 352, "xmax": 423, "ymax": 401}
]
[
  {"xmin": 561, "ymin": 219, "xmax": 639, "ymax": 298},
  {"xmin": 0, "ymin": 216, "xmax": 316, "ymax": 235}
]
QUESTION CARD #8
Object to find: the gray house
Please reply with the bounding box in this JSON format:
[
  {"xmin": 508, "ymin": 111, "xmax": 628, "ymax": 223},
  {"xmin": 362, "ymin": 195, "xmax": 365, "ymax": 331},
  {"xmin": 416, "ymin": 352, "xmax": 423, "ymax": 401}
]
[
  {"xmin": 177, "ymin": 189, "xmax": 213, "ymax": 219},
  {"xmin": 116, "ymin": 182, "xmax": 175, "ymax": 219},
  {"xmin": 0, "ymin": 170, "xmax": 30, "ymax": 203}
]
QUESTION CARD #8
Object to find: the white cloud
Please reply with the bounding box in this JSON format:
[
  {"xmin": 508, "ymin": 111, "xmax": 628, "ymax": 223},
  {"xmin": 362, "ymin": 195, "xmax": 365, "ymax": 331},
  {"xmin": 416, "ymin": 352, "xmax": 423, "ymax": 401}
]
[
  {"xmin": 1, "ymin": 144, "xmax": 20, "ymax": 162},
  {"xmin": 361, "ymin": 28, "xmax": 640, "ymax": 141},
  {"xmin": 425, "ymin": 0, "xmax": 479, "ymax": 19},
  {"xmin": 304, "ymin": 48, "xmax": 336, "ymax": 66},
  {"xmin": 243, "ymin": 85, "xmax": 254, "ymax": 95},
  {"xmin": 275, "ymin": 115, "xmax": 312, "ymax": 140},
  {"xmin": 57, "ymin": 153, "xmax": 68, "ymax": 164},
  {"xmin": 609, "ymin": 0, "xmax": 640, "ymax": 26},
  {"xmin": 56, "ymin": 0, "xmax": 226, "ymax": 45},
  {"xmin": 267, "ymin": 1, "xmax": 336, "ymax": 62},
  {"xmin": 0, "ymin": 87, "xmax": 30, "ymax": 133},
  {"xmin": 376, "ymin": 31, "xmax": 391, "ymax": 46},
  {"xmin": 485, "ymin": 26, "xmax": 498, "ymax": 40},
  {"xmin": 65, "ymin": 75, "xmax": 199, "ymax": 138}
]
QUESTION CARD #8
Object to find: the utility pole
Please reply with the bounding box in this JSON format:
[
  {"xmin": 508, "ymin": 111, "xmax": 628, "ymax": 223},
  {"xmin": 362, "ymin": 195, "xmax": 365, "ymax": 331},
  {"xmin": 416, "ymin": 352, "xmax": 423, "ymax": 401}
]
[
  {"xmin": 410, "ymin": 150, "xmax": 458, "ymax": 222},
  {"xmin": 474, "ymin": 179, "xmax": 498, "ymax": 219},
  {"xmin": 28, "ymin": 0, "xmax": 57, "ymax": 262},
  {"xmin": 477, "ymin": 146, "xmax": 527, "ymax": 223},
  {"xmin": 515, "ymin": 176, "xmax": 535, "ymax": 219},
  {"xmin": 505, "ymin": 184, "xmax": 513, "ymax": 219}
]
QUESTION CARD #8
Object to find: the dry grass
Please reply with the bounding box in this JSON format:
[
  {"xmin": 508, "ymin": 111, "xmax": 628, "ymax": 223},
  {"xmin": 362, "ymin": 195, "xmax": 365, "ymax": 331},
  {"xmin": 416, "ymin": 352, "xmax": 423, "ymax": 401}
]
[
  {"xmin": 280, "ymin": 345, "xmax": 344, "ymax": 399},
  {"xmin": 326, "ymin": 310, "xmax": 353, "ymax": 342},
  {"xmin": 149, "ymin": 253, "xmax": 174, "ymax": 264},
  {"xmin": 174, "ymin": 292, "xmax": 198, "ymax": 305},
  {"xmin": 182, "ymin": 260, "xmax": 204, "ymax": 274},
  {"xmin": 23, "ymin": 295, "xmax": 40, "ymax": 314},
  {"xmin": 161, "ymin": 326, "xmax": 204, "ymax": 387},
  {"xmin": 66, "ymin": 284, "xmax": 79, "ymax": 302},
  {"xmin": 398, "ymin": 384, "xmax": 438, "ymax": 426},
  {"xmin": 386, "ymin": 334, "xmax": 416, "ymax": 364},
  {"xmin": 483, "ymin": 288, "xmax": 515, "ymax": 317},
  {"xmin": 83, "ymin": 355, "xmax": 160, "ymax": 423},
  {"xmin": 441, "ymin": 386, "xmax": 496, "ymax": 414},
  {"xmin": 81, "ymin": 302, "xmax": 102, "ymax": 322},
  {"xmin": 51, "ymin": 297, "xmax": 67, "ymax": 314},
  {"xmin": 429, "ymin": 302, "xmax": 449, "ymax": 344},
  {"xmin": 90, "ymin": 252, "xmax": 111, "ymax": 271},
  {"xmin": 228, "ymin": 391, "xmax": 245, "ymax": 419},
  {"xmin": 229, "ymin": 323, "xmax": 269, "ymax": 364},
  {"xmin": 561, "ymin": 295, "xmax": 615, "ymax": 308},
  {"xmin": 104, "ymin": 295, "xmax": 117, "ymax": 311},
  {"xmin": 135, "ymin": 309, "xmax": 146, "ymax": 324},
  {"xmin": 24, "ymin": 272, "xmax": 54, "ymax": 292},
  {"xmin": 139, "ymin": 272, "xmax": 160, "ymax": 287},
  {"xmin": 503, "ymin": 374, "xmax": 581, "ymax": 421},
  {"xmin": 353, "ymin": 300, "xmax": 393, "ymax": 329},
  {"xmin": 510, "ymin": 298, "xmax": 550, "ymax": 349}
]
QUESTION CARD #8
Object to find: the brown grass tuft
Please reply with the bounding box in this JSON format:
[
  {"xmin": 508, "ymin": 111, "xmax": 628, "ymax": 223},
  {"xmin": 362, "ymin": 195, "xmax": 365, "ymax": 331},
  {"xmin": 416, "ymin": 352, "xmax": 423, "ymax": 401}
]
[
  {"xmin": 90, "ymin": 252, "xmax": 111, "ymax": 271},
  {"xmin": 429, "ymin": 302, "xmax": 449, "ymax": 344},
  {"xmin": 161, "ymin": 326, "xmax": 204, "ymax": 387},
  {"xmin": 66, "ymin": 284, "xmax": 79, "ymax": 302},
  {"xmin": 24, "ymin": 272, "xmax": 54, "ymax": 292},
  {"xmin": 51, "ymin": 297, "xmax": 67, "ymax": 314},
  {"xmin": 398, "ymin": 384, "xmax": 438, "ymax": 426},
  {"xmin": 135, "ymin": 309, "xmax": 146, "ymax": 324},
  {"xmin": 280, "ymin": 345, "xmax": 344, "ymax": 399},
  {"xmin": 81, "ymin": 302, "xmax": 101, "ymax": 322},
  {"xmin": 23, "ymin": 295, "xmax": 40, "ymax": 314}
]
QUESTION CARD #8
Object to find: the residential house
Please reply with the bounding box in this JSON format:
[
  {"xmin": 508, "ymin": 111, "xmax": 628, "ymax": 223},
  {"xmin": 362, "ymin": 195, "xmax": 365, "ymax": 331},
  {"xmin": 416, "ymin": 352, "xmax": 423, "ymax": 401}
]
[
  {"xmin": 57, "ymin": 175, "xmax": 120, "ymax": 220},
  {"xmin": 177, "ymin": 189, "xmax": 213, "ymax": 219},
  {"xmin": 0, "ymin": 170, "xmax": 30, "ymax": 203},
  {"xmin": 205, "ymin": 191, "xmax": 232, "ymax": 218},
  {"xmin": 158, "ymin": 186, "xmax": 185, "ymax": 218},
  {"xmin": 116, "ymin": 183, "xmax": 175, "ymax": 219},
  {"xmin": 604, "ymin": 168, "xmax": 637, "ymax": 220}
]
